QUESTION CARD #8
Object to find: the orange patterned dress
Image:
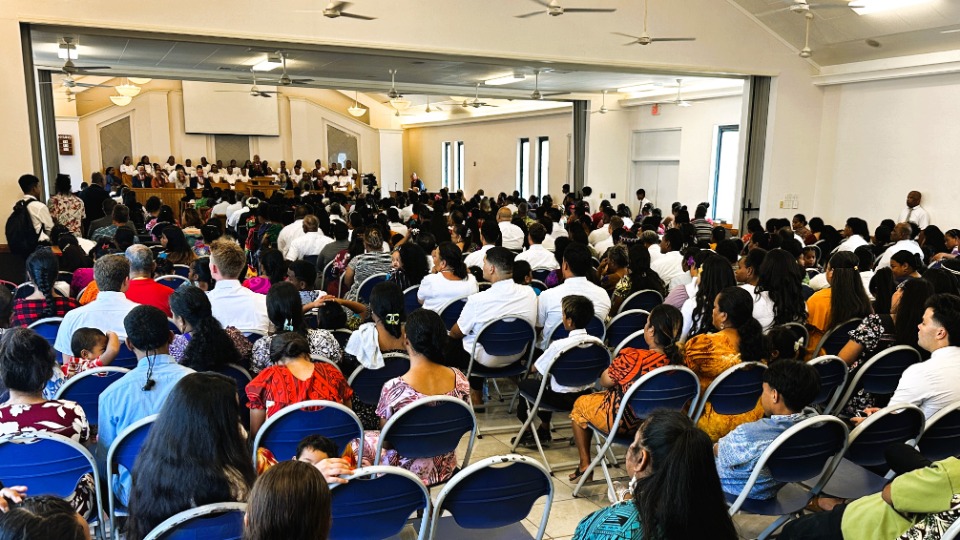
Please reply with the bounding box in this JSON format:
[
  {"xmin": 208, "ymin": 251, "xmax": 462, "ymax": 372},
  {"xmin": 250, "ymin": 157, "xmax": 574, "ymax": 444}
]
[
  {"xmin": 805, "ymin": 288, "xmax": 833, "ymax": 359},
  {"xmin": 684, "ymin": 331, "xmax": 763, "ymax": 442}
]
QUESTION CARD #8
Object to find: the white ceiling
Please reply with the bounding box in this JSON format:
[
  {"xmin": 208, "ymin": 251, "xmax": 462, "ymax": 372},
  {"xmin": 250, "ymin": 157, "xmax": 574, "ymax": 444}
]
[{"xmin": 729, "ymin": 0, "xmax": 960, "ymax": 65}]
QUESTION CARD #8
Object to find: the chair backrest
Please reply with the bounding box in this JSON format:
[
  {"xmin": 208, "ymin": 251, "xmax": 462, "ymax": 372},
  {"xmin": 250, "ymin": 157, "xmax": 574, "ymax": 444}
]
[
  {"xmin": 547, "ymin": 341, "xmax": 611, "ymax": 390},
  {"xmin": 0, "ymin": 431, "xmax": 102, "ymax": 501},
  {"xmin": 943, "ymin": 517, "xmax": 960, "ymax": 540},
  {"xmin": 252, "ymin": 400, "xmax": 363, "ymax": 464},
  {"xmin": 143, "ymin": 502, "xmax": 247, "ymax": 540},
  {"xmin": 807, "ymin": 355, "xmax": 848, "ymax": 414},
  {"xmin": 155, "ymin": 274, "xmax": 190, "ymax": 290},
  {"xmin": 531, "ymin": 268, "xmax": 552, "ymax": 283},
  {"xmin": 845, "ymin": 403, "xmax": 925, "ymax": 468},
  {"xmin": 0, "ymin": 279, "xmax": 17, "ymax": 292},
  {"xmin": 331, "ymin": 328, "xmax": 352, "ymax": 350},
  {"xmin": 806, "ymin": 268, "xmax": 821, "ymax": 280},
  {"xmin": 54, "ymin": 367, "xmax": 130, "ymax": 426},
  {"xmin": 548, "ymin": 316, "xmax": 606, "ymax": 343},
  {"xmin": 108, "ymin": 414, "xmax": 158, "ymax": 475},
  {"xmin": 917, "ymin": 400, "xmax": 960, "ymax": 461},
  {"xmin": 621, "ymin": 365, "xmax": 701, "ymax": 422},
  {"xmin": 728, "ymin": 415, "xmax": 849, "ymax": 515},
  {"xmin": 835, "ymin": 345, "xmax": 922, "ymax": 413},
  {"xmin": 438, "ymin": 296, "xmax": 469, "ymax": 331},
  {"xmin": 217, "ymin": 364, "xmax": 253, "ymax": 430},
  {"xmin": 27, "ymin": 316, "xmax": 64, "ymax": 345},
  {"xmin": 611, "ymin": 329, "xmax": 650, "ymax": 358},
  {"xmin": 475, "ymin": 317, "xmax": 535, "ymax": 358},
  {"xmin": 376, "ymin": 396, "xmax": 477, "ymax": 468},
  {"xmin": 403, "ymin": 285, "xmax": 421, "ymax": 315},
  {"xmin": 112, "ymin": 343, "xmax": 139, "ymax": 369},
  {"xmin": 240, "ymin": 330, "xmax": 265, "ymax": 344},
  {"xmin": 302, "ymin": 255, "xmax": 319, "ymax": 268},
  {"xmin": 347, "ymin": 353, "xmax": 411, "ymax": 405},
  {"xmin": 693, "ymin": 362, "xmax": 767, "ymax": 421},
  {"xmin": 358, "ymin": 273, "xmax": 389, "ymax": 303},
  {"xmin": 620, "ymin": 289, "xmax": 663, "ymax": 314},
  {"xmin": 172, "ymin": 264, "xmax": 191, "ymax": 278},
  {"xmin": 330, "ymin": 466, "xmax": 430, "ymax": 540},
  {"xmin": 814, "ymin": 317, "xmax": 863, "ymax": 356},
  {"xmin": 605, "ymin": 309, "xmax": 649, "ymax": 349},
  {"xmin": 776, "ymin": 322, "xmax": 810, "ymax": 350},
  {"xmin": 431, "ymin": 454, "xmax": 553, "ymax": 540},
  {"xmin": 320, "ymin": 259, "xmax": 336, "ymax": 289}
]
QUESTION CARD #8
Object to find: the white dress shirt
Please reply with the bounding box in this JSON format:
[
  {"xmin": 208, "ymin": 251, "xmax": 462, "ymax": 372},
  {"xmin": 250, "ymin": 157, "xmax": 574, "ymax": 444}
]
[
  {"xmin": 21, "ymin": 195, "xmax": 55, "ymax": 242},
  {"xmin": 890, "ymin": 346, "xmax": 960, "ymax": 419},
  {"xmin": 741, "ymin": 283, "xmax": 776, "ymax": 332},
  {"xmin": 389, "ymin": 222, "xmax": 409, "ymax": 238},
  {"xmin": 277, "ymin": 220, "xmax": 306, "ymax": 258},
  {"xmin": 636, "ymin": 197, "xmax": 652, "ymax": 214},
  {"xmin": 515, "ymin": 244, "xmax": 559, "ymax": 271},
  {"xmin": 679, "ymin": 282, "xmax": 700, "ymax": 342},
  {"xmin": 207, "ymin": 280, "xmax": 270, "ymax": 335},
  {"xmin": 120, "ymin": 164, "xmax": 137, "ymax": 176},
  {"xmin": 648, "ymin": 243, "xmax": 662, "ymax": 262},
  {"xmin": 418, "ymin": 272, "xmax": 479, "ymax": 313},
  {"xmin": 457, "ymin": 279, "xmax": 538, "ymax": 368},
  {"xmin": 898, "ymin": 205, "xmax": 930, "ymax": 229},
  {"xmin": 551, "ymin": 221, "xmax": 568, "ymax": 239},
  {"xmin": 876, "ymin": 239, "xmax": 925, "ymax": 270},
  {"xmin": 400, "ymin": 205, "xmax": 415, "ymax": 222},
  {"xmin": 534, "ymin": 329, "xmax": 605, "ymax": 393},
  {"xmin": 227, "ymin": 207, "xmax": 249, "ymax": 229},
  {"xmin": 588, "ymin": 228, "xmax": 610, "ymax": 247},
  {"xmin": 594, "ymin": 236, "xmax": 615, "ymax": 256},
  {"xmin": 286, "ymin": 231, "xmax": 333, "ymax": 261},
  {"xmin": 53, "ymin": 291, "xmax": 139, "ymax": 355},
  {"xmin": 210, "ymin": 201, "xmax": 231, "ymax": 216},
  {"xmin": 536, "ymin": 276, "xmax": 611, "ymax": 350},
  {"xmin": 651, "ymin": 251, "xmax": 688, "ymax": 290},
  {"xmin": 499, "ymin": 222, "xmax": 525, "ymax": 251},
  {"xmin": 464, "ymin": 244, "xmax": 494, "ymax": 270},
  {"xmin": 834, "ymin": 235, "xmax": 869, "ymax": 253}
]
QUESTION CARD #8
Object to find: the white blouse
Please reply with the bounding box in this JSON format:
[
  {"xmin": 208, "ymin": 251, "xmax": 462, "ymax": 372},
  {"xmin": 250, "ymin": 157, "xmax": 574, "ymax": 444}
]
[{"xmin": 417, "ymin": 272, "xmax": 479, "ymax": 313}]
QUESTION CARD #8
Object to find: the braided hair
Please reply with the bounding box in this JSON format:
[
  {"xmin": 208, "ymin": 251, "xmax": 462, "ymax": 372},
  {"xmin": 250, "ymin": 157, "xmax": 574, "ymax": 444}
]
[
  {"xmin": 25, "ymin": 248, "xmax": 60, "ymax": 318},
  {"xmin": 647, "ymin": 304, "xmax": 684, "ymax": 365}
]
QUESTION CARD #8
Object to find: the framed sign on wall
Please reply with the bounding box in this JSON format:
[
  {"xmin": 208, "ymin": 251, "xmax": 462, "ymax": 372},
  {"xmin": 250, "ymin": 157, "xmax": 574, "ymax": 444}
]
[{"xmin": 58, "ymin": 134, "xmax": 74, "ymax": 156}]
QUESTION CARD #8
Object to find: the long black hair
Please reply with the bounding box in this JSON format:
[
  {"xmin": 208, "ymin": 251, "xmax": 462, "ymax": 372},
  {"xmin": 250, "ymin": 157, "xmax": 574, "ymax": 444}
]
[
  {"xmin": 369, "ymin": 281, "xmax": 405, "ymax": 338},
  {"xmin": 647, "ymin": 304, "xmax": 684, "ymax": 365},
  {"xmin": 404, "ymin": 308, "xmax": 447, "ymax": 364},
  {"xmin": 632, "ymin": 410, "xmax": 737, "ymax": 540},
  {"xmin": 894, "ymin": 278, "xmax": 935, "ymax": 355},
  {"xmin": 715, "ymin": 286, "xmax": 767, "ymax": 363},
  {"xmin": 259, "ymin": 249, "xmax": 287, "ymax": 285},
  {"xmin": 756, "ymin": 248, "xmax": 807, "ymax": 325},
  {"xmin": 397, "ymin": 243, "xmax": 428, "ymax": 286},
  {"xmin": 169, "ymin": 286, "xmax": 245, "ymax": 370},
  {"xmin": 243, "ymin": 460, "xmax": 331, "ymax": 540},
  {"xmin": 627, "ymin": 244, "xmax": 665, "ymax": 296},
  {"xmin": 126, "ymin": 373, "xmax": 256, "ymax": 540},
  {"xmin": 690, "ymin": 256, "xmax": 736, "ymax": 337},
  {"xmin": 266, "ymin": 282, "xmax": 307, "ymax": 335},
  {"xmin": 24, "ymin": 248, "xmax": 60, "ymax": 318},
  {"xmin": 436, "ymin": 241, "xmax": 468, "ymax": 279},
  {"xmin": 827, "ymin": 251, "xmax": 873, "ymax": 328}
]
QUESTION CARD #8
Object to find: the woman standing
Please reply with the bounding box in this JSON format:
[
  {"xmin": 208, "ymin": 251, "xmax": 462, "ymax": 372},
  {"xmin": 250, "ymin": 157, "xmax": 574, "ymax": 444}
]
[{"xmin": 47, "ymin": 174, "xmax": 84, "ymax": 237}]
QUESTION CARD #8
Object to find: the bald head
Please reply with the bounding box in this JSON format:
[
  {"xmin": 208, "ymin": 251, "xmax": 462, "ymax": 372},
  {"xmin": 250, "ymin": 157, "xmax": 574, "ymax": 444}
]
[
  {"xmin": 497, "ymin": 207, "xmax": 512, "ymax": 222},
  {"xmin": 894, "ymin": 222, "xmax": 913, "ymax": 241}
]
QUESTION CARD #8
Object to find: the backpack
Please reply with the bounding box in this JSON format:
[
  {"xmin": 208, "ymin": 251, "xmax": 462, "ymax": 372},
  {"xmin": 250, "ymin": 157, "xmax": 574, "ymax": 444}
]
[{"xmin": 5, "ymin": 199, "xmax": 43, "ymax": 256}]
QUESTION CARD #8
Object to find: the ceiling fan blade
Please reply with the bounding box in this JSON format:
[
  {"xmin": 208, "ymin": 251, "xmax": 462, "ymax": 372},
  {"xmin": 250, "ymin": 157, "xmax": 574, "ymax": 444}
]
[
  {"xmin": 516, "ymin": 10, "xmax": 545, "ymax": 18},
  {"xmin": 75, "ymin": 82, "xmax": 114, "ymax": 88},
  {"xmin": 806, "ymin": 3, "xmax": 864, "ymax": 7},
  {"xmin": 72, "ymin": 66, "xmax": 112, "ymax": 71},
  {"xmin": 340, "ymin": 12, "xmax": 376, "ymax": 20},
  {"xmin": 611, "ymin": 31, "xmax": 642, "ymax": 39},
  {"xmin": 563, "ymin": 8, "xmax": 617, "ymax": 13},
  {"xmin": 649, "ymin": 37, "xmax": 697, "ymax": 42},
  {"xmin": 330, "ymin": 1, "xmax": 350, "ymax": 10},
  {"xmin": 529, "ymin": 0, "xmax": 552, "ymax": 6}
]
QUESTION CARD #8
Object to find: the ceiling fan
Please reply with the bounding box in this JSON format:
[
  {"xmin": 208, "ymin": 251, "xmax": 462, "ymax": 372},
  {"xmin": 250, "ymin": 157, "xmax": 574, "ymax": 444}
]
[
  {"xmin": 258, "ymin": 52, "xmax": 312, "ymax": 86},
  {"xmin": 590, "ymin": 90, "xmax": 625, "ymax": 114},
  {"xmin": 38, "ymin": 38, "xmax": 111, "ymax": 76},
  {"xmin": 635, "ymin": 79, "xmax": 695, "ymax": 108},
  {"xmin": 799, "ymin": 12, "xmax": 815, "ymax": 58},
  {"xmin": 40, "ymin": 74, "xmax": 114, "ymax": 90},
  {"xmin": 218, "ymin": 71, "xmax": 278, "ymax": 98},
  {"xmin": 758, "ymin": 0, "xmax": 864, "ymax": 17},
  {"xmin": 516, "ymin": 0, "xmax": 616, "ymax": 18},
  {"xmin": 295, "ymin": 1, "xmax": 376, "ymax": 20},
  {"xmin": 613, "ymin": 0, "xmax": 696, "ymax": 46},
  {"xmin": 460, "ymin": 84, "xmax": 498, "ymax": 108}
]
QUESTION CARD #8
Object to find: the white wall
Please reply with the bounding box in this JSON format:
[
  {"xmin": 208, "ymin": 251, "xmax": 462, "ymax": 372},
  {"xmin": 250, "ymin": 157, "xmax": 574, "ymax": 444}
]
[
  {"xmin": 814, "ymin": 71, "xmax": 960, "ymax": 231},
  {"xmin": 403, "ymin": 112, "xmax": 571, "ymax": 196},
  {"xmin": 54, "ymin": 117, "xmax": 84, "ymax": 189}
]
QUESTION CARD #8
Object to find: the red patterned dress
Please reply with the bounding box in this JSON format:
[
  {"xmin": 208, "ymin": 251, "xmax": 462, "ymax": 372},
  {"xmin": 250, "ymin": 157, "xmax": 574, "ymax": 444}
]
[{"xmin": 245, "ymin": 362, "xmax": 353, "ymax": 418}]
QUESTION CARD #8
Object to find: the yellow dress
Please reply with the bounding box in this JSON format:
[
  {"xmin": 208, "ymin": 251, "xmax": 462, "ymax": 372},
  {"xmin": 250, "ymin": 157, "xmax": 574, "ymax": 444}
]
[
  {"xmin": 684, "ymin": 331, "xmax": 764, "ymax": 442},
  {"xmin": 805, "ymin": 288, "xmax": 833, "ymax": 359}
]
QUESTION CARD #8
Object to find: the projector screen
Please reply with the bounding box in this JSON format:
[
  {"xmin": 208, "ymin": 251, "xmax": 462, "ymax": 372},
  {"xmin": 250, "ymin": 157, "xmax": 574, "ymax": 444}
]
[{"xmin": 182, "ymin": 80, "xmax": 280, "ymax": 136}]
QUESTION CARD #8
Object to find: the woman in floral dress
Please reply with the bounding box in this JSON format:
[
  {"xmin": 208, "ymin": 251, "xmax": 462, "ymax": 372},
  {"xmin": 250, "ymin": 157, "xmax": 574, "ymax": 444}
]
[{"xmin": 47, "ymin": 174, "xmax": 85, "ymax": 237}]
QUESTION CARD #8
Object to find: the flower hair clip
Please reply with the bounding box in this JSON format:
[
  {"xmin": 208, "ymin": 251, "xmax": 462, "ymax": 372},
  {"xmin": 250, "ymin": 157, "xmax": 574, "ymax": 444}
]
[
  {"xmin": 385, "ymin": 313, "xmax": 400, "ymax": 325},
  {"xmin": 793, "ymin": 338, "xmax": 803, "ymax": 353}
]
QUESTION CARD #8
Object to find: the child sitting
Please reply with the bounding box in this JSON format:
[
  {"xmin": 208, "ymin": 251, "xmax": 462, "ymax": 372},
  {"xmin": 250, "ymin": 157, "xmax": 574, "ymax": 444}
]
[
  {"xmin": 67, "ymin": 328, "xmax": 120, "ymax": 378},
  {"xmin": 764, "ymin": 326, "xmax": 804, "ymax": 363},
  {"xmin": 715, "ymin": 360, "xmax": 821, "ymax": 500},
  {"xmin": 295, "ymin": 434, "xmax": 338, "ymax": 464},
  {"xmin": 287, "ymin": 260, "xmax": 329, "ymax": 306},
  {"xmin": 801, "ymin": 246, "xmax": 821, "ymax": 271},
  {"xmin": 513, "ymin": 260, "xmax": 543, "ymax": 295}
]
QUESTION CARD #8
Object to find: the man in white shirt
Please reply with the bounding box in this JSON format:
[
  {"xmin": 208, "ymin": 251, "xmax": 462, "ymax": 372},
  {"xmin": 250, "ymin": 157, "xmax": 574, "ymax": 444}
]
[
  {"xmin": 651, "ymin": 229, "xmax": 689, "ymax": 290},
  {"xmin": 450, "ymin": 247, "xmax": 538, "ymax": 406},
  {"xmin": 54, "ymin": 254, "xmax": 139, "ymax": 356},
  {"xmin": 222, "ymin": 166, "xmax": 240, "ymax": 186},
  {"xmin": 277, "ymin": 206, "xmax": 310, "ymax": 258},
  {"xmin": 635, "ymin": 188, "xmax": 652, "ymax": 217},
  {"xmin": 515, "ymin": 223, "xmax": 559, "ymax": 271},
  {"xmin": 17, "ymin": 174, "xmax": 55, "ymax": 243},
  {"xmin": 834, "ymin": 217, "xmax": 870, "ymax": 253},
  {"xmin": 536, "ymin": 243, "xmax": 611, "ymax": 350},
  {"xmin": 464, "ymin": 221, "xmax": 501, "ymax": 269},
  {"xmin": 898, "ymin": 191, "xmax": 930, "ymax": 229},
  {"xmin": 497, "ymin": 207, "xmax": 525, "ymax": 251},
  {"xmin": 593, "ymin": 216, "xmax": 623, "ymax": 256},
  {"xmin": 859, "ymin": 294, "xmax": 960, "ymax": 421},
  {"xmin": 877, "ymin": 222, "xmax": 926, "ymax": 269},
  {"xmin": 387, "ymin": 207, "xmax": 408, "ymax": 238},
  {"xmin": 286, "ymin": 215, "xmax": 332, "ymax": 261},
  {"xmin": 588, "ymin": 211, "xmax": 613, "ymax": 247},
  {"xmin": 227, "ymin": 197, "xmax": 258, "ymax": 230},
  {"xmin": 343, "ymin": 159, "xmax": 358, "ymax": 178},
  {"xmin": 581, "ymin": 186, "xmax": 600, "ymax": 216},
  {"xmin": 210, "ymin": 191, "xmax": 233, "ymax": 217},
  {"xmin": 207, "ymin": 238, "xmax": 270, "ymax": 335},
  {"xmin": 641, "ymin": 230, "xmax": 662, "ymax": 262}
]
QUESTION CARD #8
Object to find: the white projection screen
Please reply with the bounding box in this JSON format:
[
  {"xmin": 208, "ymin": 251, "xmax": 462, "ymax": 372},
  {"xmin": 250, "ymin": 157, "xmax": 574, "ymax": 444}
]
[{"xmin": 182, "ymin": 81, "xmax": 280, "ymax": 136}]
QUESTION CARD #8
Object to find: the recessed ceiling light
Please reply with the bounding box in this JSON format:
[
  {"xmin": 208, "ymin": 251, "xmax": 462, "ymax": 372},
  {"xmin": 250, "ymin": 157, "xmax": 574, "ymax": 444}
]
[
  {"xmin": 852, "ymin": 0, "xmax": 935, "ymax": 15},
  {"xmin": 484, "ymin": 74, "xmax": 527, "ymax": 86},
  {"xmin": 252, "ymin": 54, "xmax": 282, "ymax": 72}
]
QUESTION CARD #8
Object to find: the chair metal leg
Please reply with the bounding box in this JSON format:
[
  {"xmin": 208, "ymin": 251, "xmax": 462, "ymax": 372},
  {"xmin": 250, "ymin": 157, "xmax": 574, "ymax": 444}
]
[
  {"xmin": 573, "ymin": 435, "xmax": 610, "ymax": 497},
  {"xmin": 530, "ymin": 424, "xmax": 552, "ymax": 475},
  {"xmin": 757, "ymin": 513, "xmax": 793, "ymax": 540},
  {"xmin": 510, "ymin": 402, "xmax": 537, "ymax": 453}
]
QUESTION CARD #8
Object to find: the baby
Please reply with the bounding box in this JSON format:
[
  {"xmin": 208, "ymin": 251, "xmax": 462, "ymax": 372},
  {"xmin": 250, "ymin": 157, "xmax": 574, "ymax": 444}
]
[{"xmin": 67, "ymin": 328, "xmax": 120, "ymax": 378}]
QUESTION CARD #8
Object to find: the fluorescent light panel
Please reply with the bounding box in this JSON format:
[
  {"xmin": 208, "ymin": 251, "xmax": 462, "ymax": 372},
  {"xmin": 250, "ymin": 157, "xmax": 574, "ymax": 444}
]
[
  {"xmin": 484, "ymin": 74, "xmax": 526, "ymax": 86},
  {"xmin": 57, "ymin": 45, "xmax": 79, "ymax": 60},
  {"xmin": 852, "ymin": 0, "xmax": 935, "ymax": 15},
  {"xmin": 252, "ymin": 58, "xmax": 282, "ymax": 72}
]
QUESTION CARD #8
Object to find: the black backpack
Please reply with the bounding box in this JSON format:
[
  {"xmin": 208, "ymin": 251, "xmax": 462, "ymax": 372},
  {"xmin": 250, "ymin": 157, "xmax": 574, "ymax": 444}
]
[{"xmin": 5, "ymin": 199, "xmax": 43, "ymax": 256}]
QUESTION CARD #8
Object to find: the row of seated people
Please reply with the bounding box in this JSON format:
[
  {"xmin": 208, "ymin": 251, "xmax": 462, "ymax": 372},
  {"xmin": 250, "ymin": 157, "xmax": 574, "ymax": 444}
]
[{"xmin": 118, "ymin": 154, "xmax": 358, "ymax": 188}]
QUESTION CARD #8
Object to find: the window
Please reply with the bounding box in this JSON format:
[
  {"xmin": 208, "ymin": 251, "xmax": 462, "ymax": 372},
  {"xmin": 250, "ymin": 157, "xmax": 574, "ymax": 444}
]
[
  {"xmin": 517, "ymin": 137, "xmax": 530, "ymax": 197},
  {"xmin": 710, "ymin": 125, "xmax": 740, "ymax": 223},
  {"xmin": 455, "ymin": 141, "xmax": 465, "ymax": 192},
  {"xmin": 536, "ymin": 136, "xmax": 549, "ymax": 198},
  {"xmin": 441, "ymin": 141, "xmax": 452, "ymax": 189}
]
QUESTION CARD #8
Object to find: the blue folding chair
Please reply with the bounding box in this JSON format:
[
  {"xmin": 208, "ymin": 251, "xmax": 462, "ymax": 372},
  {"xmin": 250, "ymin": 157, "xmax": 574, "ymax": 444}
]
[
  {"xmin": 320, "ymin": 260, "xmax": 336, "ymax": 291},
  {"xmin": 917, "ymin": 400, "xmax": 960, "ymax": 461},
  {"xmin": 403, "ymin": 285, "xmax": 421, "ymax": 315},
  {"xmin": 692, "ymin": 361, "xmax": 768, "ymax": 423},
  {"xmin": 833, "ymin": 345, "xmax": 922, "ymax": 415},
  {"xmin": 815, "ymin": 403, "xmax": 925, "ymax": 500},
  {"xmin": 172, "ymin": 264, "xmax": 191, "ymax": 278},
  {"xmin": 331, "ymin": 328, "xmax": 352, "ymax": 350},
  {"xmin": 573, "ymin": 365, "xmax": 701, "ymax": 498},
  {"xmin": 619, "ymin": 289, "xmax": 663, "ymax": 314},
  {"xmin": 113, "ymin": 343, "xmax": 139, "ymax": 369},
  {"xmin": 605, "ymin": 309, "xmax": 649, "ymax": 351},
  {"xmin": 347, "ymin": 353, "xmax": 411, "ymax": 405},
  {"xmin": 252, "ymin": 400, "xmax": 363, "ymax": 464},
  {"xmin": 155, "ymin": 274, "xmax": 190, "ymax": 290},
  {"xmin": 241, "ymin": 330, "xmax": 265, "ymax": 345},
  {"xmin": 511, "ymin": 341, "xmax": 610, "ymax": 473},
  {"xmin": 108, "ymin": 415, "xmax": 158, "ymax": 540},
  {"xmin": 807, "ymin": 355, "xmax": 848, "ymax": 415},
  {"xmin": 0, "ymin": 432, "xmax": 107, "ymax": 540},
  {"xmin": 531, "ymin": 268, "xmax": 552, "ymax": 283},
  {"xmin": 357, "ymin": 273, "xmax": 389, "ymax": 303},
  {"xmin": 430, "ymin": 454, "xmax": 553, "ymax": 540},
  {"xmin": 548, "ymin": 315, "xmax": 606, "ymax": 343},
  {"xmin": 217, "ymin": 364, "xmax": 253, "ymax": 431},
  {"xmin": 143, "ymin": 502, "xmax": 247, "ymax": 540},
  {"xmin": 812, "ymin": 317, "xmax": 863, "ymax": 357},
  {"xmin": 727, "ymin": 415, "xmax": 849, "ymax": 539},
  {"xmin": 28, "ymin": 316, "xmax": 65, "ymax": 363},
  {"xmin": 55, "ymin": 367, "xmax": 130, "ymax": 427},
  {"xmin": 375, "ymin": 396, "xmax": 478, "ymax": 487},
  {"xmin": 302, "ymin": 255, "xmax": 319, "ymax": 268},
  {"xmin": 438, "ymin": 296, "xmax": 469, "ymax": 331},
  {"xmin": 806, "ymin": 268, "xmax": 821, "ymax": 280},
  {"xmin": 944, "ymin": 519, "xmax": 960, "ymax": 540},
  {"xmin": 466, "ymin": 317, "xmax": 536, "ymax": 414},
  {"xmin": 329, "ymin": 466, "xmax": 430, "ymax": 540}
]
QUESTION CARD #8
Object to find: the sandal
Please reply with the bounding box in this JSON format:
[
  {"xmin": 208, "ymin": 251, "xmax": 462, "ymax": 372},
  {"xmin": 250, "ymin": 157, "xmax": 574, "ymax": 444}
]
[{"xmin": 568, "ymin": 466, "xmax": 593, "ymax": 483}]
